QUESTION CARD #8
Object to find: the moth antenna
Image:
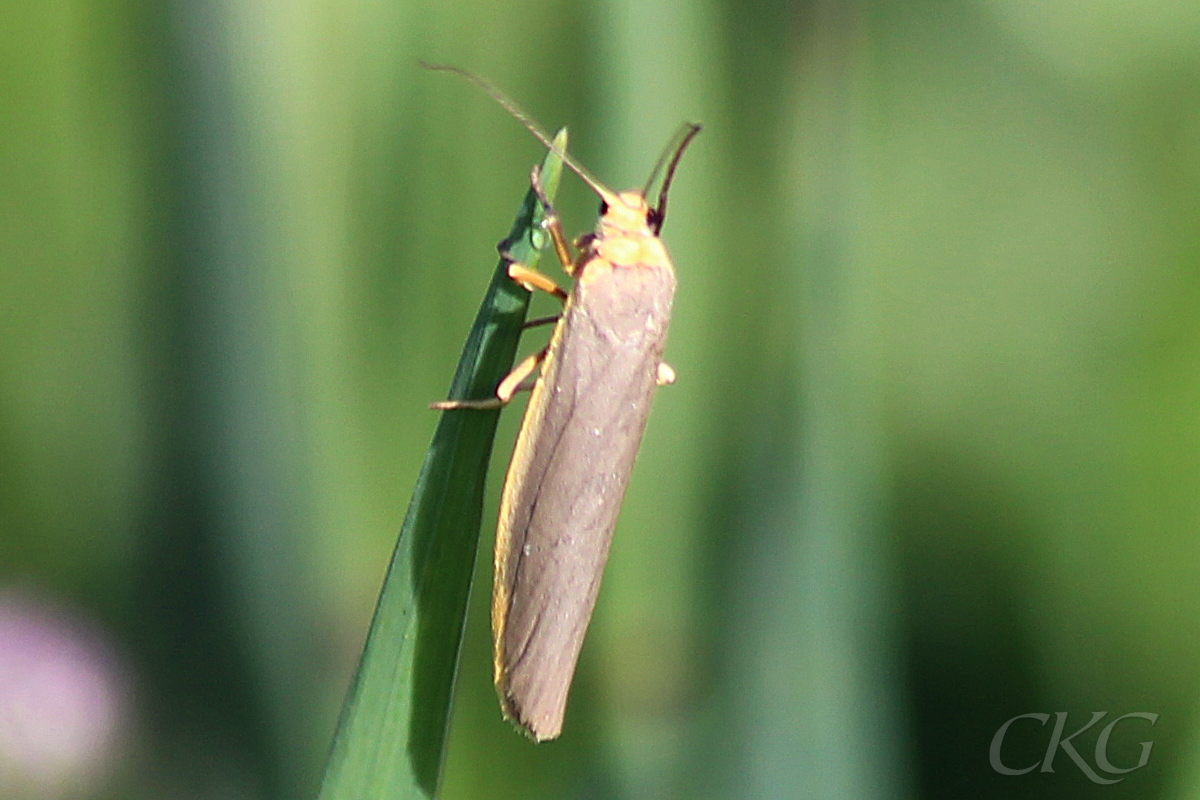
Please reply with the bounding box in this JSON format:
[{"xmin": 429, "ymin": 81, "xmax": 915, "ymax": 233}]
[
  {"xmin": 422, "ymin": 63, "xmax": 620, "ymax": 206},
  {"xmin": 641, "ymin": 123, "xmax": 696, "ymax": 197},
  {"xmin": 647, "ymin": 123, "xmax": 701, "ymax": 234}
]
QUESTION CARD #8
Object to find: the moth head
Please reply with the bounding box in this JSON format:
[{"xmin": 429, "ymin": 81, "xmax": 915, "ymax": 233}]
[{"xmin": 600, "ymin": 192, "xmax": 655, "ymax": 234}]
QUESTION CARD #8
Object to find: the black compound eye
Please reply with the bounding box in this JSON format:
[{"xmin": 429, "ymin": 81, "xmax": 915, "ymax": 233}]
[
  {"xmin": 598, "ymin": 200, "xmax": 609, "ymax": 216},
  {"xmin": 647, "ymin": 208, "xmax": 663, "ymax": 230}
]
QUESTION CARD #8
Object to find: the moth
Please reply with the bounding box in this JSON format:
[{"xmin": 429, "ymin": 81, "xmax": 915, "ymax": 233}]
[{"xmin": 427, "ymin": 64, "xmax": 700, "ymax": 741}]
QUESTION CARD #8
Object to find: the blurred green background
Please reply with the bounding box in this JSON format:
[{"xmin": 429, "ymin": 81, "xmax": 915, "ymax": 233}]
[{"xmin": 3, "ymin": 0, "xmax": 1200, "ymax": 798}]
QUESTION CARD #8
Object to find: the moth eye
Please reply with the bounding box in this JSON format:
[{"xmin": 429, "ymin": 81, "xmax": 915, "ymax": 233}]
[
  {"xmin": 647, "ymin": 208, "xmax": 663, "ymax": 230},
  {"xmin": 598, "ymin": 200, "xmax": 608, "ymax": 215}
]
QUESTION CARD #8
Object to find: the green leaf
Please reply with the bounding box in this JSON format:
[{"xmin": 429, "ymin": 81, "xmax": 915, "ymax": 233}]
[{"xmin": 318, "ymin": 130, "xmax": 567, "ymax": 800}]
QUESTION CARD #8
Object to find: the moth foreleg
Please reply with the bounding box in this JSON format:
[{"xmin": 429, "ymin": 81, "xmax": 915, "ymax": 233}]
[{"xmin": 530, "ymin": 165, "xmax": 579, "ymax": 276}]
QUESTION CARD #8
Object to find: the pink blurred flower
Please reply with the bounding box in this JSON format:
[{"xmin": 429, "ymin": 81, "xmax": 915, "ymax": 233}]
[{"xmin": 0, "ymin": 593, "xmax": 125, "ymax": 797}]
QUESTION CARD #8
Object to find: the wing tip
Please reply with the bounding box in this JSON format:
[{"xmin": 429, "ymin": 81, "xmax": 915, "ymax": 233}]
[{"xmin": 496, "ymin": 683, "xmax": 564, "ymax": 742}]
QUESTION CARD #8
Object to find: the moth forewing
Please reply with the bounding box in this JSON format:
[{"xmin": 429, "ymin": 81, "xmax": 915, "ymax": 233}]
[{"xmin": 493, "ymin": 198, "xmax": 677, "ymax": 740}]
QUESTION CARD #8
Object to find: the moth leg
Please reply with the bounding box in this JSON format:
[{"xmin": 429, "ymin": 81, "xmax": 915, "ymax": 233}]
[
  {"xmin": 522, "ymin": 314, "xmax": 560, "ymax": 330},
  {"xmin": 657, "ymin": 362, "xmax": 677, "ymax": 386},
  {"xmin": 431, "ymin": 347, "xmax": 547, "ymax": 410},
  {"xmin": 430, "ymin": 397, "xmax": 504, "ymax": 410},
  {"xmin": 496, "ymin": 347, "xmax": 547, "ymax": 402},
  {"xmin": 500, "ymin": 164, "xmax": 584, "ymax": 297},
  {"xmin": 507, "ymin": 263, "xmax": 567, "ymax": 301},
  {"xmin": 530, "ymin": 165, "xmax": 578, "ymax": 276}
]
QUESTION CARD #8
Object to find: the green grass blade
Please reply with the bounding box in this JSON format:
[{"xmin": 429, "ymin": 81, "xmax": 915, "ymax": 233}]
[{"xmin": 318, "ymin": 130, "xmax": 567, "ymax": 800}]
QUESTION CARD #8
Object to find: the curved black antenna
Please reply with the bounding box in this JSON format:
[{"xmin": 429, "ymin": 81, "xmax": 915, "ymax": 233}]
[
  {"xmin": 422, "ymin": 63, "xmax": 619, "ymax": 206},
  {"xmin": 640, "ymin": 127, "xmax": 680, "ymax": 198},
  {"xmin": 648, "ymin": 123, "xmax": 701, "ymax": 234},
  {"xmin": 641, "ymin": 123, "xmax": 698, "ymax": 197}
]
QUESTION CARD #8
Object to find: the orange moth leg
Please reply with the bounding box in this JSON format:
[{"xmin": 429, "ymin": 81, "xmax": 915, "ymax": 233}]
[
  {"xmin": 431, "ymin": 347, "xmax": 547, "ymax": 410},
  {"xmin": 508, "ymin": 264, "xmax": 567, "ymax": 301}
]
